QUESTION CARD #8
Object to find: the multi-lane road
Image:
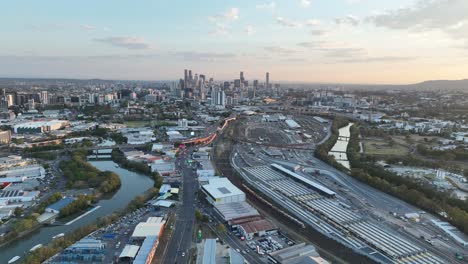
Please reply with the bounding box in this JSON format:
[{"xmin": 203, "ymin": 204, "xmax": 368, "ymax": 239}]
[{"xmin": 160, "ymin": 147, "xmax": 197, "ymax": 264}]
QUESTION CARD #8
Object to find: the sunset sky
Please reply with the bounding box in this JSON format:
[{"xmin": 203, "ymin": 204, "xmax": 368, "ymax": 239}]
[{"xmin": 1, "ymin": 0, "xmax": 467, "ymax": 84}]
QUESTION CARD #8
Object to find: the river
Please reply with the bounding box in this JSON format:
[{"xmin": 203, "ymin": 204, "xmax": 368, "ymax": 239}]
[
  {"xmin": 328, "ymin": 123, "xmax": 353, "ymax": 170},
  {"xmin": 0, "ymin": 161, "xmax": 154, "ymax": 263}
]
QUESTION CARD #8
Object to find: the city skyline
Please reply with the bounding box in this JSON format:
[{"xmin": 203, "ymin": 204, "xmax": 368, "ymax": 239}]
[{"xmin": 1, "ymin": 0, "xmax": 468, "ymax": 84}]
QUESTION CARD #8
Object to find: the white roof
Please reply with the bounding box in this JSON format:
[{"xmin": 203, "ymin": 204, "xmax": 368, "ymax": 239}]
[
  {"xmin": 131, "ymin": 222, "xmax": 165, "ymax": 238},
  {"xmin": 152, "ymin": 200, "xmax": 175, "ymax": 208},
  {"xmin": 119, "ymin": 245, "xmax": 140, "ymax": 258},
  {"xmin": 203, "ymin": 178, "xmax": 244, "ymax": 199},
  {"xmin": 285, "ymin": 119, "xmax": 301, "ymax": 129}
]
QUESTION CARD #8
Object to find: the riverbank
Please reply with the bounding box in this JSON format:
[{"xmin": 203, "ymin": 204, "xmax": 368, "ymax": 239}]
[
  {"xmin": 21, "ymin": 171, "xmax": 159, "ymax": 263},
  {"xmin": 111, "ymin": 148, "xmax": 163, "ymax": 188},
  {"xmin": 0, "ymin": 161, "xmax": 155, "ymax": 264}
]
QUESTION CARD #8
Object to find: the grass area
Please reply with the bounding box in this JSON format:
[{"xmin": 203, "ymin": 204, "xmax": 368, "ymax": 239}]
[
  {"xmin": 124, "ymin": 121, "xmax": 151, "ymax": 127},
  {"xmin": 362, "ymin": 139, "xmax": 410, "ymax": 156}
]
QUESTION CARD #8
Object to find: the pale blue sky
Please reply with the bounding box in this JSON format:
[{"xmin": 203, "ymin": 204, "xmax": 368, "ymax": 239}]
[{"xmin": 1, "ymin": 0, "xmax": 467, "ymax": 83}]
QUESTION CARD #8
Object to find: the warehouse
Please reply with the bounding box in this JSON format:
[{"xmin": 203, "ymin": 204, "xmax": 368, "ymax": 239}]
[
  {"xmin": 118, "ymin": 245, "xmax": 140, "ymax": 261},
  {"xmin": 0, "ymin": 165, "xmax": 46, "ymax": 179},
  {"xmin": 214, "ymin": 201, "xmax": 259, "ymax": 222},
  {"xmin": 268, "ymin": 243, "xmax": 326, "ymax": 264},
  {"xmin": 238, "ymin": 218, "xmax": 278, "ymax": 240},
  {"xmin": 0, "ymin": 190, "xmax": 39, "ymax": 203},
  {"xmin": 13, "ymin": 120, "xmax": 68, "ymax": 134},
  {"xmin": 285, "ymin": 119, "xmax": 301, "ymax": 129},
  {"xmin": 202, "ymin": 178, "xmax": 245, "ymax": 205},
  {"xmin": 46, "ymin": 197, "xmax": 75, "ymax": 214},
  {"xmin": 131, "ymin": 217, "xmax": 165, "ymax": 240}
]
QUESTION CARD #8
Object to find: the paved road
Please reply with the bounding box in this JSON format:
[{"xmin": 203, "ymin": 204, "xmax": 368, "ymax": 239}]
[{"xmin": 162, "ymin": 148, "xmax": 197, "ymax": 264}]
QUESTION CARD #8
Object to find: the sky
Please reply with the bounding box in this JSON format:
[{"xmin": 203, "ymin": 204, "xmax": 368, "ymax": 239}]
[{"xmin": 1, "ymin": 0, "xmax": 468, "ymax": 84}]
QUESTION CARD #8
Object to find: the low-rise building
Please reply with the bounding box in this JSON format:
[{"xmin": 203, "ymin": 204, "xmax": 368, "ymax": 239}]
[
  {"xmin": 202, "ymin": 178, "xmax": 245, "ymax": 205},
  {"xmin": 46, "ymin": 197, "xmax": 75, "ymax": 214}
]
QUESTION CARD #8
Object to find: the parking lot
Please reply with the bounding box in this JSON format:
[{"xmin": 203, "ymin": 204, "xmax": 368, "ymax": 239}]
[{"xmin": 230, "ymin": 226, "xmax": 296, "ymax": 257}]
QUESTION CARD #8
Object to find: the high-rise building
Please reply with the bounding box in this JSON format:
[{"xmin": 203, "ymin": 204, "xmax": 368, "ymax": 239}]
[
  {"xmin": 41, "ymin": 91, "xmax": 49, "ymax": 105},
  {"xmin": 266, "ymin": 72, "xmax": 270, "ymax": 88},
  {"xmin": 240, "ymin": 71, "xmax": 244, "ymax": 82},
  {"xmin": 234, "ymin": 79, "xmax": 241, "ymax": 88}
]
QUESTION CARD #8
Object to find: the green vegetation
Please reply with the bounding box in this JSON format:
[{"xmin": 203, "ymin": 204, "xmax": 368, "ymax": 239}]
[
  {"xmin": 111, "ymin": 149, "xmax": 163, "ymax": 188},
  {"xmin": 60, "ymin": 150, "xmax": 121, "ymax": 193},
  {"xmin": 35, "ymin": 192, "xmax": 63, "ymax": 214},
  {"xmin": 23, "ymin": 144, "xmax": 64, "ymax": 153},
  {"xmin": 362, "ymin": 139, "xmax": 410, "ymax": 156},
  {"xmin": 21, "ymin": 187, "xmax": 160, "ymax": 264},
  {"xmin": 109, "ymin": 132, "xmax": 127, "ymax": 144},
  {"xmin": 59, "ymin": 195, "xmax": 95, "ymax": 218},
  {"xmin": 82, "ymin": 105, "xmax": 115, "ymax": 116},
  {"xmin": 123, "ymin": 121, "xmax": 151, "ymax": 128},
  {"xmin": 347, "ymin": 125, "xmax": 468, "ymax": 234},
  {"xmin": 195, "ymin": 209, "xmax": 209, "ymax": 222},
  {"xmin": 30, "ymin": 152, "xmax": 58, "ymax": 160},
  {"xmin": 416, "ymin": 144, "xmax": 468, "ymax": 161}
]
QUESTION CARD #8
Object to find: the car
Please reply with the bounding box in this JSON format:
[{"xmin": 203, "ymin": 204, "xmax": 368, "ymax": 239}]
[{"xmin": 236, "ymin": 249, "xmax": 240, "ymax": 253}]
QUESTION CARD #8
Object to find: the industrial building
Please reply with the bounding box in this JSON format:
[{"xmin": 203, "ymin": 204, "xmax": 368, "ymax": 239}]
[
  {"xmin": 202, "ymin": 178, "xmax": 245, "ymax": 205},
  {"xmin": 151, "ymin": 160, "xmax": 176, "ymax": 176},
  {"xmin": 214, "ymin": 202, "xmax": 259, "ymax": 222},
  {"xmin": 0, "ymin": 190, "xmax": 39, "ymax": 203},
  {"xmin": 268, "ymin": 243, "xmax": 327, "ymax": 264},
  {"xmin": 46, "ymin": 197, "xmax": 75, "ymax": 214},
  {"xmin": 0, "ymin": 165, "xmax": 46, "ymax": 180},
  {"xmin": 285, "ymin": 119, "xmax": 301, "ymax": 129},
  {"xmin": 60, "ymin": 238, "xmax": 106, "ymax": 262},
  {"xmin": 133, "ymin": 235, "xmax": 158, "ymax": 264},
  {"xmin": 118, "ymin": 244, "xmax": 140, "ymax": 262},
  {"xmin": 202, "ymin": 239, "xmax": 216, "ymax": 264},
  {"xmin": 131, "ymin": 217, "xmax": 165, "ymax": 240},
  {"xmin": 238, "ymin": 218, "xmax": 278, "ymax": 240},
  {"xmin": 0, "ymin": 130, "xmax": 11, "ymax": 144},
  {"xmin": 13, "ymin": 120, "xmax": 68, "ymax": 134}
]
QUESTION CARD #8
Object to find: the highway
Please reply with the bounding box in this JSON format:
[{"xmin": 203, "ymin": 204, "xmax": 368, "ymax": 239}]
[{"xmin": 160, "ymin": 147, "xmax": 197, "ymax": 264}]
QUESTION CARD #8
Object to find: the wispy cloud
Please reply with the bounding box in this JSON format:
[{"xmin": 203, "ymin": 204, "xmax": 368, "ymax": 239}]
[
  {"xmin": 366, "ymin": 0, "xmax": 468, "ymax": 47},
  {"xmin": 94, "ymin": 37, "xmax": 152, "ymax": 50},
  {"xmin": 80, "ymin": 24, "xmax": 95, "ymax": 31},
  {"xmin": 276, "ymin": 17, "xmax": 302, "ymax": 28},
  {"xmin": 256, "ymin": 1, "xmax": 276, "ymax": 12},
  {"xmin": 300, "ymin": 0, "xmax": 311, "ymax": 8},
  {"xmin": 224, "ymin": 8, "xmax": 239, "ymax": 21},
  {"xmin": 208, "ymin": 7, "xmax": 240, "ymax": 36},
  {"xmin": 246, "ymin": 25, "xmax": 256, "ymax": 35},
  {"xmin": 335, "ymin": 15, "xmax": 360, "ymax": 26},
  {"xmin": 174, "ymin": 51, "xmax": 236, "ymax": 62},
  {"xmin": 264, "ymin": 46, "xmax": 297, "ymax": 55}
]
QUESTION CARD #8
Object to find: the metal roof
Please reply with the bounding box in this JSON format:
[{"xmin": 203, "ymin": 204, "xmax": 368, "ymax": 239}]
[
  {"xmin": 46, "ymin": 197, "xmax": 75, "ymax": 211},
  {"xmin": 203, "ymin": 239, "xmax": 216, "ymax": 264},
  {"xmin": 118, "ymin": 245, "xmax": 140, "ymax": 259}
]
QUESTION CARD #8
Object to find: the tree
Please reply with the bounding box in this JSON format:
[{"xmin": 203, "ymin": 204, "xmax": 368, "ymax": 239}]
[
  {"xmin": 216, "ymin": 223, "xmax": 227, "ymax": 233},
  {"xmin": 195, "ymin": 209, "xmax": 203, "ymax": 221},
  {"xmin": 14, "ymin": 207, "xmax": 24, "ymax": 217}
]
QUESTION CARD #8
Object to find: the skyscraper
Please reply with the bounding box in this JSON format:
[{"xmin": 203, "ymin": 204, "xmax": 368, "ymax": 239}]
[
  {"xmin": 266, "ymin": 72, "xmax": 270, "ymax": 88},
  {"xmin": 41, "ymin": 91, "xmax": 48, "ymax": 105},
  {"xmin": 240, "ymin": 71, "xmax": 244, "ymax": 82}
]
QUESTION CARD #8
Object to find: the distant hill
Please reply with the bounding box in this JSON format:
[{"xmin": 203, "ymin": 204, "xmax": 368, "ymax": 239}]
[{"xmin": 409, "ymin": 79, "xmax": 468, "ymax": 91}]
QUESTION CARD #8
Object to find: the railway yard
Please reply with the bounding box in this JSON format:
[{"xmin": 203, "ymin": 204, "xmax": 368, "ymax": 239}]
[{"xmin": 224, "ymin": 114, "xmax": 467, "ymax": 264}]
